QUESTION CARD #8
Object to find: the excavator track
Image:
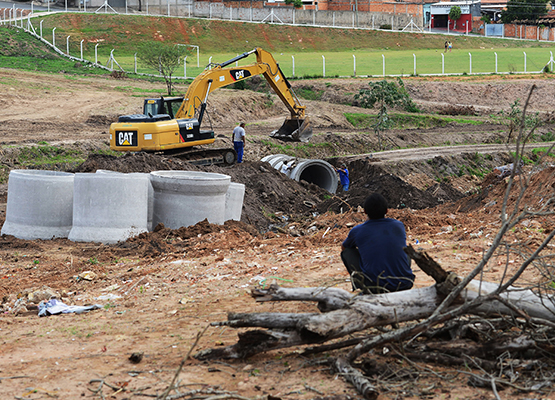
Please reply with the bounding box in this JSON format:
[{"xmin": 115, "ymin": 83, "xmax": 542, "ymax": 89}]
[{"xmin": 161, "ymin": 147, "xmax": 237, "ymax": 166}]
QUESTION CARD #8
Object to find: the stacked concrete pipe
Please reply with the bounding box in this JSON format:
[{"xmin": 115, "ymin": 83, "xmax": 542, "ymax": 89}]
[
  {"xmin": 96, "ymin": 170, "xmax": 154, "ymax": 231},
  {"xmin": 68, "ymin": 173, "xmax": 150, "ymax": 244},
  {"xmin": 1, "ymin": 170, "xmax": 74, "ymax": 240},
  {"xmin": 150, "ymin": 171, "xmax": 231, "ymax": 229},
  {"xmin": 225, "ymin": 182, "xmax": 246, "ymax": 221},
  {"xmin": 261, "ymin": 154, "xmax": 338, "ymax": 194}
]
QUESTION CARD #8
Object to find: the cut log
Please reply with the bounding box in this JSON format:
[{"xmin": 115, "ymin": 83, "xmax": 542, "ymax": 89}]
[{"xmin": 196, "ymin": 282, "xmax": 555, "ymax": 360}]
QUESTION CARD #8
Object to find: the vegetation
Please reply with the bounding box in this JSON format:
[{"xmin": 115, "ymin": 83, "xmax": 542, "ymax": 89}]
[
  {"xmin": 137, "ymin": 41, "xmax": 189, "ymax": 95},
  {"xmin": 448, "ymin": 6, "xmax": 462, "ymax": 23},
  {"xmin": 12, "ymin": 144, "xmax": 118, "ymax": 169},
  {"xmin": 355, "ymin": 78, "xmax": 419, "ymax": 149},
  {"xmin": 345, "ymin": 113, "xmax": 484, "ymax": 130},
  {"xmin": 501, "ymin": 0, "xmax": 549, "ymax": 23}
]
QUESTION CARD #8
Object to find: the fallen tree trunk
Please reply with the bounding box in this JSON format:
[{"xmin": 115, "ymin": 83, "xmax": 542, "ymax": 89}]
[{"xmin": 196, "ymin": 282, "xmax": 555, "ymax": 360}]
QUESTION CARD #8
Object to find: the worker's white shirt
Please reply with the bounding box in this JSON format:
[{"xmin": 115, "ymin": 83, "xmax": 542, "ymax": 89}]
[{"xmin": 233, "ymin": 126, "xmax": 245, "ymax": 142}]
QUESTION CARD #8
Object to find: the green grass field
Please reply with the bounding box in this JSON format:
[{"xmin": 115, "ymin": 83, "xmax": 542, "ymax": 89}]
[{"xmin": 2, "ymin": 12, "xmax": 555, "ymax": 79}]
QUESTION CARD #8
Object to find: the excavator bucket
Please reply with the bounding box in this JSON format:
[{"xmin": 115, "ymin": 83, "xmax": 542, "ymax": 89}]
[{"xmin": 270, "ymin": 117, "xmax": 312, "ymax": 143}]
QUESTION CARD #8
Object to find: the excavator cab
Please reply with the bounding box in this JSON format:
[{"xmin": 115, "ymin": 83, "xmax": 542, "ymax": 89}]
[{"xmin": 143, "ymin": 97, "xmax": 184, "ymax": 119}]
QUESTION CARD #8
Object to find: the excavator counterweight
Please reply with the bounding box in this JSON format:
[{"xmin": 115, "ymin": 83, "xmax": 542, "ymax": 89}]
[{"xmin": 109, "ymin": 48, "xmax": 311, "ymax": 164}]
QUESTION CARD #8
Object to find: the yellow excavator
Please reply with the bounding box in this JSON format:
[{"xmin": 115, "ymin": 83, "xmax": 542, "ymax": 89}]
[{"xmin": 109, "ymin": 47, "xmax": 311, "ymax": 165}]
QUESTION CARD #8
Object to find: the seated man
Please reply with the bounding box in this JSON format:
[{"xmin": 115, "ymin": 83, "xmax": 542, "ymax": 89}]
[{"xmin": 341, "ymin": 193, "xmax": 414, "ymax": 294}]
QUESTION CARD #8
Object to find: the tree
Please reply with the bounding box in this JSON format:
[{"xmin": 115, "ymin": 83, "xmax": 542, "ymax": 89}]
[
  {"xmin": 449, "ymin": 5, "xmax": 462, "ymax": 28},
  {"xmin": 501, "ymin": 0, "xmax": 549, "ymax": 23},
  {"xmin": 138, "ymin": 42, "xmax": 189, "ymax": 95},
  {"xmin": 355, "ymin": 78, "xmax": 419, "ymax": 150}
]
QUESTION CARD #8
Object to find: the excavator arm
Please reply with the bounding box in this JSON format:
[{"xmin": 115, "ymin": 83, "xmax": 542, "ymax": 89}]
[{"xmin": 175, "ymin": 47, "xmax": 311, "ymax": 141}]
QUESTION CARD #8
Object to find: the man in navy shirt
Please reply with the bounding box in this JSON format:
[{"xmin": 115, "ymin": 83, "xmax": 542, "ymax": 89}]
[{"xmin": 341, "ymin": 193, "xmax": 414, "ymax": 294}]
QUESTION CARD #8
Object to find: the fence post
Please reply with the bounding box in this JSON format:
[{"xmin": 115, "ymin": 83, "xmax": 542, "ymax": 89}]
[
  {"xmin": 523, "ymin": 51, "xmax": 527, "ymax": 73},
  {"xmin": 485, "ymin": 23, "xmax": 488, "ymax": 37},
  {"xmin": 495, "ymin": 52, "xmax": 497, "ymax": 74},
  {"xmin": 66, "ymin": 35, "xmax": 70, "ymax": 56},
  {"xmin": 111, "ymin": 49, "xmax": 115, "ymax": 70},
  {"xmin": 442, "ymin": 53, "xmax": 444, "ymax": 75},
  {"xmin": 80, "ymin": 39, "xmax": 84, "ymax": 60},
  {"xmin": 52, "ymin": 27, "xmax": 56, "ymax": 48},
  {"xmin": 353, "ymin": 55, "xmax": 356, "ymax": 77},
  {"xmin": 167, "ymin": 0, "xmax": 170, "ymax": 16},
  {"xmin": 40, "ymin": 19, "xmax": 43, "ymax": 38},
  {"xmin": 95, "ymin": 43, "xmax": 99, "ymax": 64},
  {"xmin": 146, "ymin": 0, "xmax": 148, "ymax": 15},
  {"xmin": 230, "ymin": 5, "xmax": 232, "ymax": 20},
  {"xmin": 333, "ymin": 12, "xmax": 335, "ymax": 27},
  {"xmin": 372, "ymin": 15, "xmax": 374, "ymax": 29},
  {"xmin": 382, "ymin": 54, "xmax": 385, "ymax": 77},
  {"xmin": 469, "ymin": 52, "xmax": 472, "ymax": 74},
  {"xmin": 413, "ymin": 53, "xmax": 416, "ymax": 76},
  {"xmin": 322, "ymin": 55, "xmax": 325, "ymax": 77}
]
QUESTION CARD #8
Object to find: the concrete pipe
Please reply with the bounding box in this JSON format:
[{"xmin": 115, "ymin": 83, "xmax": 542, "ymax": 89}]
[
  {"xmin": 69, "ymin": 173, "xmax": 150, "ymax": 244},
  {"xmin": 1, "ymin": 170, "xmax": 74, "ymax": 240},
  {"xmin": 150, "ymin": 171, "xmax": 231, "ymax": 229},
  {"xmin": 96, "ymin": 170, "xmax": 154, "ymax": 232},
  {"xmin": 225, "ymin": 182, "xmax": 245, "ymax": 222},
  {"xmin": 261, "ymin": 154, "xmax": 338, "ymax": 194}
]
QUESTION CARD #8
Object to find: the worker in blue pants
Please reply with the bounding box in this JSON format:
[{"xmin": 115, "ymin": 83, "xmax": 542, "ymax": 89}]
[{"xmin": 232, "ymin": 122, "xmax": 246, "ymax": 163}]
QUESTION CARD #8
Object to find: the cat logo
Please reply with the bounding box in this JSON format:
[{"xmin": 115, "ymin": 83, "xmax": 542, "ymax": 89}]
[
  {"xmin": 230, "ymin": 69, "xmax": 251, "ymax": 81},
  {"xmin": 117, "ymin": 131, "xmax": 137, "ymax": 146},
  {"xmin": 185, "ymin": 122, "xmax": 194, "ymax": 130}
]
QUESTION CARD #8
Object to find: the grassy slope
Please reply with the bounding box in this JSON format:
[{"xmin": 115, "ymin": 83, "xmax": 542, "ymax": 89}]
[{"xmin": 36, "ymin": 13, "xmax": 555, "ymax": 55}]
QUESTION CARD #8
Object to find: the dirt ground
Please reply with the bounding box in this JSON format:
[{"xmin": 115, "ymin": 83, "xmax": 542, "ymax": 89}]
[{"xmin": 1, "ymin": 68, "xmax": 555, "ymax": 400}]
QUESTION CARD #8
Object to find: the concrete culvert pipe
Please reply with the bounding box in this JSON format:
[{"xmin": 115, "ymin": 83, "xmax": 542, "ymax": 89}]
[
  {"xmin": 1, "ymin": 170, "xmax": 74, "ymax": 240},
  {"xmin": 261, "ymin": 154, "xmax": 338, "ymax": 194},
  {"xmin": 69, "ymin": 173, "xmax": 150, "ymax": 244},
  {"xmin": 150, "ymin": 171, "xmax": 231, "ymax": 229},
  {"xmin": 96, "ymin": 170, "xmax": 154, "ymax": 232},
  {"xmin": 225, "ymin": 182, "xmax": 245, "ymax": 222}
]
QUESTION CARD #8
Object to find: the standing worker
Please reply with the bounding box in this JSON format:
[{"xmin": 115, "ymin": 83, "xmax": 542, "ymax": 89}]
[
  {"xmin": 341, "ymin": 193, "xmax": 415, "ymax": 294},
  {"xmin": 232, "ymin": 122, "xmax": 246, "ymax": 163},
  {"xmin": 336, "ymin": 163, "xmax": 350, "ymax": 192}
]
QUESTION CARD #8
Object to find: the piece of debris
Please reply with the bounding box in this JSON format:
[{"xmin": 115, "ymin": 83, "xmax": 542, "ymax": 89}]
[{"xmin": 38, "ymin": 298, "xmax": 102, "ymax": 317}]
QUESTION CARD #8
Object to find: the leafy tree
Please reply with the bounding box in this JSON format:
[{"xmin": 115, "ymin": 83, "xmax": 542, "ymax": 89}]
[
  {"xmin": 501, "ymin": 0, "xmax": 549, "ymax": 23},
  {"xmin": 449, "ymin": 6, "xmax": 462, "ymax": 21},
  {"xmin": 355, "ymin": 78, "xmax": 419, "ymax": 150},
  {"xmin": 284, "ymin": 0, "xmax": 303, "ymax": 8},
  {"xmin": 138, "ymin": 42, "xmax": 189, "ymax": 95}
]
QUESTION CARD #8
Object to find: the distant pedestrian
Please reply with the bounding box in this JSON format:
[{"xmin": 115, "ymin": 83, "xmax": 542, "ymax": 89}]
[
  {"xmin": 448, "ymin": 41, "xmax": 452, "ymax": 52},
  {"xmin": 232, "ymin": 122, "xmax": 246, "ymax": 163},
  {"xmin": 336, "ymin": 163, "xmax": 350, "ymax": 192},
  {"xmin": 444, "ymin": 41, "xmax": 448, "ymax": 53}
]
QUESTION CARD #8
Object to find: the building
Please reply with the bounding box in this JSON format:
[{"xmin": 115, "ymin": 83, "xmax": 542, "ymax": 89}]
[{"xmin": 430, "ymin": 0, "xmax": 481, "ymax": 31}]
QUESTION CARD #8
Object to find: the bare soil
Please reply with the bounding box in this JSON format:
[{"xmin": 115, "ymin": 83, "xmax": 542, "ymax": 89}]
[{"xmin": 1, "ymin": 68, "xmax": 555, "ymax": 400}]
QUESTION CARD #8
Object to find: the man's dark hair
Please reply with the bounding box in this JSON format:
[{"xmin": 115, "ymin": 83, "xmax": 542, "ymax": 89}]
[{"xmin": 363, "ymin": 193, "xmax": 388, "ymax": 220}]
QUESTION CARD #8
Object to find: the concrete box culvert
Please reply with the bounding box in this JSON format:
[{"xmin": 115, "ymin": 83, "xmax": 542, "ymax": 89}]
[
  {"xmin": 95, "ymin": 170, "xmax": 154, "ymax": 232},
  {"xmin": 150, "ymin": 171, "xmax": 231, "ymax": 229},
  {"xmin": 225, "ymin": 182, "xmax": 245, "ymax": 222},
  {"xmin": 1, "ymin": 170, "xmax": 74, "ymax": 240},
  {"xmin": 68, "ymin": 173, "xmax": 150, "ymax": 244},
  {"xmin": 261, "ymin": 154, "xmax": 338, "ymax": 194}
]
